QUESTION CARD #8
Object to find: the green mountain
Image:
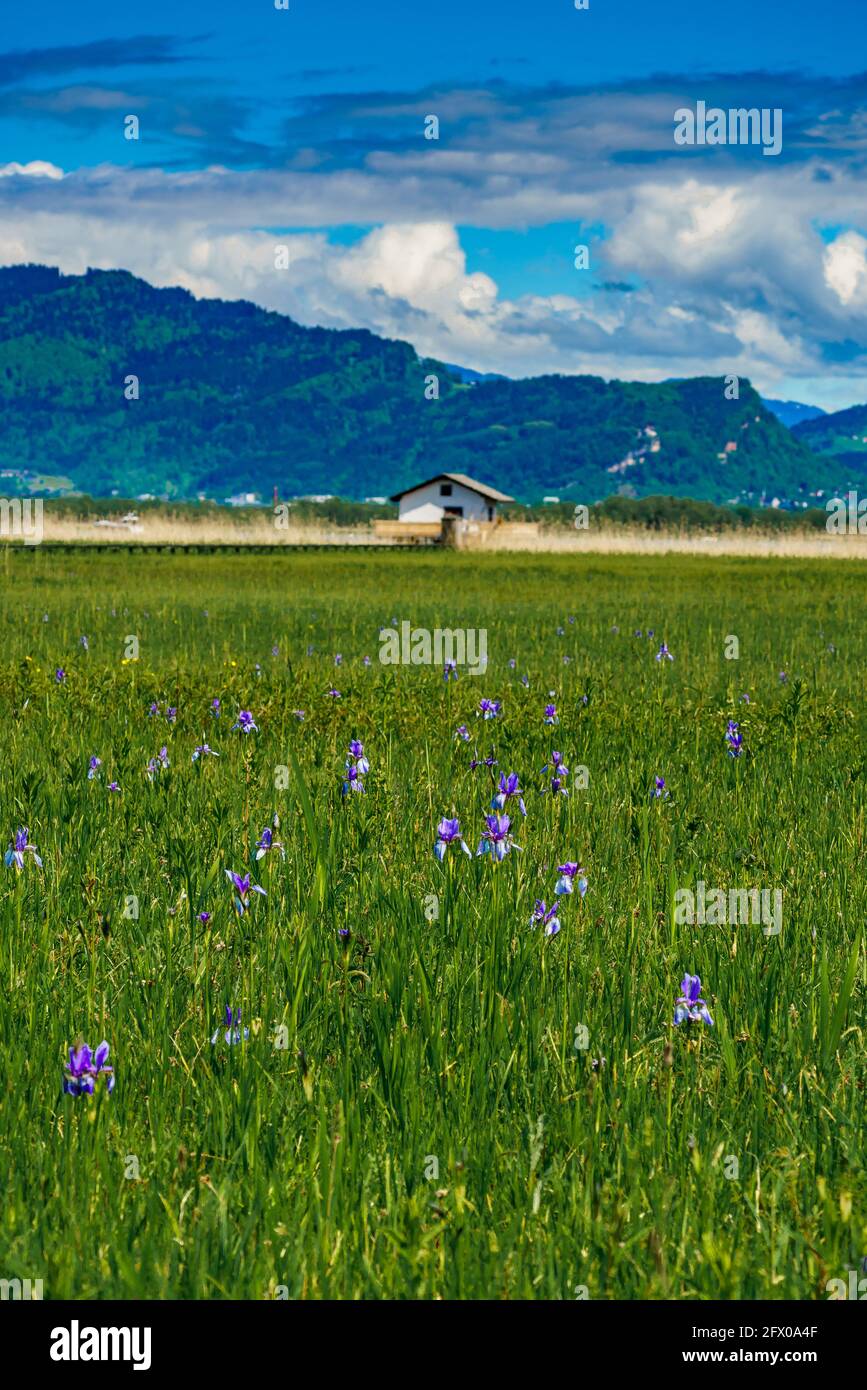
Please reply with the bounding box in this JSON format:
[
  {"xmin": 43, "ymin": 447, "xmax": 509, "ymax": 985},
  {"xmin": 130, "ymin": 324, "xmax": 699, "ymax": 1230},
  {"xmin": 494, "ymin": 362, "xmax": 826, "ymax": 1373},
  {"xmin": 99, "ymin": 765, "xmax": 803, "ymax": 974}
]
[
  {"xmin": 0, "ymin": 263, "xmax": 840, "ymax": 504},
  {"xmin": 793, "ymin": 404, "xmax": 867, "ymax": 479}
]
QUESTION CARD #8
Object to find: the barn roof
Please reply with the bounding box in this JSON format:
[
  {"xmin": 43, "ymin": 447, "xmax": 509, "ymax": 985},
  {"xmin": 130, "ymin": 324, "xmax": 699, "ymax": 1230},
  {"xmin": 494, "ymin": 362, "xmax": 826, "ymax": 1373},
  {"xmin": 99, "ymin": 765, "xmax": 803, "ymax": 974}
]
[{"xmin": 390, "ymin": 472, "xmax": 515, "ymax": 505}]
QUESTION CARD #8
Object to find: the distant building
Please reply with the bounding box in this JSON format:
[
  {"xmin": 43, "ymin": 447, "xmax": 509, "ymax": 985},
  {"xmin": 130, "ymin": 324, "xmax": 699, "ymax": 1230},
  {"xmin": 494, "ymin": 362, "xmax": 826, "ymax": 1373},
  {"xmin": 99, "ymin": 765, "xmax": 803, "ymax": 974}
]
[
  {"xmin": 390, "ymin": 472, "xmax": 514, "ymax": 524},
  {"xmin": 225, "ymin": 492, "xmax": 261, "ymax": 507}
]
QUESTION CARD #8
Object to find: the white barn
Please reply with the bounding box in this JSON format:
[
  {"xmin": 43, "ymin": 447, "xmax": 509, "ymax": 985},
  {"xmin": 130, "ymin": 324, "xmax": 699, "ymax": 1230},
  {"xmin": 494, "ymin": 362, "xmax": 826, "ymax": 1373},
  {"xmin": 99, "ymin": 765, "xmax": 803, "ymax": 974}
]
[{"xmin": 390, "ymin": 472, "xmax": 515, "ymax": 524}]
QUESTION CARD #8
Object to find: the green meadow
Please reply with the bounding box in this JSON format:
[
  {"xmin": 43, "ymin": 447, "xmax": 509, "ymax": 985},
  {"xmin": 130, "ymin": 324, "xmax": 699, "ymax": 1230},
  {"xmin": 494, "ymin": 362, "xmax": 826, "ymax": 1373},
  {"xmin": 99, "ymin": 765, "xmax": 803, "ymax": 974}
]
[{"xmin": 0, "ymin": 548, "xmax": 864, "ymax": 1300}]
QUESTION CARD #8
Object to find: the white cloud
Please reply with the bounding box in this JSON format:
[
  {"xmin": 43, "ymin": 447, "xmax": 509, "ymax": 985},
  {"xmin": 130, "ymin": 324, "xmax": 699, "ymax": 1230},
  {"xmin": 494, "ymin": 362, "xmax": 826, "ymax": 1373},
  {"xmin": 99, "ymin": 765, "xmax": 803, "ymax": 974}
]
[
  {"xmin": 0, "ymin": 161, "xmax": 64, "ymax": 179},
  {"xmin": 824, "ymin": 231, "xmax": 867, "ymax": 306}
]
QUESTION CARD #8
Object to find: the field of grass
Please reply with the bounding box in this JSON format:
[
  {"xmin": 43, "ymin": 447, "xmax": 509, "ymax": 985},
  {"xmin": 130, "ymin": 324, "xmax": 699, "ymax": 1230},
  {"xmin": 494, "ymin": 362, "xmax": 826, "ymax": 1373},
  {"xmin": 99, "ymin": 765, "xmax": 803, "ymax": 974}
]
[{"xmin": 0, "ymin": 548, "xmax": 865, "ymax": 1300}]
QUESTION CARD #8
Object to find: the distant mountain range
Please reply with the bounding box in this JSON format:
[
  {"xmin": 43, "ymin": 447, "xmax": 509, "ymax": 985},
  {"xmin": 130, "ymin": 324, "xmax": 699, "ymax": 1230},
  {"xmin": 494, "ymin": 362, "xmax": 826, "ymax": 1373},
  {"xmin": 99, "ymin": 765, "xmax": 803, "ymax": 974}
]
[
  {"xmin": 0, "ymin": 264, "xmax": 860, "ymax": 506},
  {"xmin": 444, "ymin": 363, "xmax": 507, "ymax": 385},
  {"xmin": 760, "ymin": 399, "xmax": 827, "ymax": 428},
  {"xmin": 792, "ymin": 404, "xmax": 867, "ymax": 476}
]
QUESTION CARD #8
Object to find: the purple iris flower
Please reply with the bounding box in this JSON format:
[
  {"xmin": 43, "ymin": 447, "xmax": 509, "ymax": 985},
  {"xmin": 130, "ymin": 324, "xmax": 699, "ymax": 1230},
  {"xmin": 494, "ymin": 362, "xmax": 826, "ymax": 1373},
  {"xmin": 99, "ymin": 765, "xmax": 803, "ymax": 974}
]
[
  {"xmin": 149, "ymin": 702, "xmax": 160, "ymax": 717},
  {"xmin": 443, "ymin": 659, "xmax": 458, "ymax": 681},
  {"xmin": 739, "ymin": 692, "xmax": 751, "ymax": 704},
  {"xmin": 197, "ymin": 911, "xmax": 211, "ymax": 925},
  {"xmin": 508, "ymin": 658, "xmax": 517, "ymax": 669},
  {"xmin": 530, "ymin": 899, "xmax": 561, "ymax": 937},
  {"xmin": 348, "ymin": 740, "xmax": 369, "ymax": 775},
  {"xmin": 232, "ymin": 710, "xmax": 258, "ymax": 733},
  {"xmin": 5, "ymin": 827, "xmax": 42, "ymax": 870},
  {"xmin": 673, "ymin": 974, "xmax": 714, "ymax": 1027},
  {"xmin": 542, "ymin": 752, "xmax": 569, "ymax": 796},
  {"xmin": 726, "ymin": 720, "xmax": 743, "ymax": 758},
  {"xmin": 469, "ymin": 752, "xmax": 498, "ymax": 771},
  {"xmin": 271, "ymin": 645, "xmax": 279, "ymax": 657},
  {"xmin": 454, "ymin": 724, "xmax": 471, "ymax": 742},
  {"xmin": 652, "ymin": 775, "xmax": 668, "ymax": 799},
  {"xmin": 166, "ymin": 706, "xmax": 177, "ymax": 723},
  {"xmin": 55, "ymin": 668, "xmax": 65, "ymax": 683},
  {"xmin": 211, "ymin": 698, "xmax": 221, "ymax": 717},
  {"xmin": 63, "ymin": 1040, "xmax": 114, "ymax": 1096},
  {"xmin": 542, "ymin": 751, "xmax": 568, "ymax": 775},
  {"xmin": 655, "ymin": 642, "xmax": 673, "ymax": 662},
  {"xmin": 325, "ymin": 688, "xmax": 342, "ymax": 699},
  {"xmin": 362, "ymin": 655, "xmax": 371, "ymax": 666},
  {"xmin": 192, "ymin": 743, "xmax": 219, "ymax": 761},
  {"xmin": 342, "ymin": 764, "xmax": 365, "ymax": 795},
  {"xmin": 211, "ymin": 1005, "xmax": 249, "ymax": 1046},
  {"xmin": 343, "ymin": 739, "xmax": 369, "ymax": 794},
  {"xmin": 543, "ymin": 703, "xmax": 558, "ymax": 725},
  {"xmin": 779, "ymin": 670, "xmax": 788, "ymax": 683},
  {"xmin": 555, "ymin": 863, "xmax": 588, "ymax": 897},
  {"xmin": 225, "ymin": 870, "xmax": 267, "ymax": 914},
  {"xmin": 334, "ymin": 654, "xmax": 343, "ymax": 666},
  {"xmin": 542, "ymin": 750, "xmax": 568, "ymax": 781},
  {"xmin": 107, "ymin": 781, "xmax": 120, "ymax": 794},
  {"xmin": 478, "ymin": 699, "xmax": 501, "ymax": 720},
  {"xmin": 477, "ymin": 813, "xmax": 521, "ymax": 861},
  {"xmin": 146, "ymin": 746, "xmax": 170, "ymax": 780},
  {"xmin": 292, "ymin": 709, "xmax": 305, "ymax": 720},
  {"xmin": 255, "ymin": 821, "xmax": 285, "ymax": 860},
  {"xmin": 79, "ymin": 635, "xmax": 89, "ymax": 651},
  {"xmin": 87, "ymin": 756, "xmax": 102, "ymax": 781},
  {"xmin": 493, "ymin": 772, "xmax": 527, "ymax": 817},
  {"xmin": 520, "ymin": 674, "xmax": 530, "ymax": 688},
  {"xmin": 434, "ymin": 817, "xmax": 471, "ymax": 861}
]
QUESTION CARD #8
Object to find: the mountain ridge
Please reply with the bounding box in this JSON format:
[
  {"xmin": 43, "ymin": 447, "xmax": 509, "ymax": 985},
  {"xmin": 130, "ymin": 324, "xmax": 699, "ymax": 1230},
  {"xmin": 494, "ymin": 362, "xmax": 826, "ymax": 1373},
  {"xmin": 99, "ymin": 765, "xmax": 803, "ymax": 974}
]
[{"xmin": 0, "ymin": 263, "xmax": 856, "ymax": 505}]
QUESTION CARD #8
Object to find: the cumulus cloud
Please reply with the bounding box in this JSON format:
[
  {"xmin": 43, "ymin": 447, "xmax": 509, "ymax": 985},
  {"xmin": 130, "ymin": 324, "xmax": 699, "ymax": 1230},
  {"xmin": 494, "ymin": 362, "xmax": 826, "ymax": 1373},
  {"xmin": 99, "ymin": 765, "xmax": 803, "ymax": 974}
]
[
  {"xmin": 0, "ymin": 70, "xmax": 864, "ymax": 401},
  {"xmin": 824, "ymin": 231, "xmax": 867, "ymax": 308},
  {"xmin": 0, "ymin": 192, "xmax": 834, "ymax": 389},
  {"xmin": 0, "ymin": 160, "xmax": 63, "ymax": 178}
]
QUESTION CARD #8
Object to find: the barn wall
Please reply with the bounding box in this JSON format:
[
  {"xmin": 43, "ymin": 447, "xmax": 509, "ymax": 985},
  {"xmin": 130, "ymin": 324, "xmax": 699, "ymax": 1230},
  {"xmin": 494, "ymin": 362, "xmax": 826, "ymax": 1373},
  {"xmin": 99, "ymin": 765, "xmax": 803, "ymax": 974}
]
[{"xmin": 398, "ymin": 481, "xmax": 494, "ymax": 523}]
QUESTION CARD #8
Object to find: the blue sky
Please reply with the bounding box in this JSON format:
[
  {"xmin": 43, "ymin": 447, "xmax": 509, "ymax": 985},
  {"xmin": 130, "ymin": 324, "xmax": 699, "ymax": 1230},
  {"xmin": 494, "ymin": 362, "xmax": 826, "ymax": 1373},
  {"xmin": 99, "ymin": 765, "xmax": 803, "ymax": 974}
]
[{"xmin": 1, "ymin": 0, "xmax": 866, "ymax": 408}]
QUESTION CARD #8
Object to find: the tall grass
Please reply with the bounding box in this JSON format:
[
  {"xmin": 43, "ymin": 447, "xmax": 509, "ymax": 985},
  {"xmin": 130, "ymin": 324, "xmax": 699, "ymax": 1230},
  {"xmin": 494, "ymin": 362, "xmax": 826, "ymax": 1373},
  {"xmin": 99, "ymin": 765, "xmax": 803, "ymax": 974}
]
[{"xmin": 0, "ymin": 550, "xmax": 864, "ymax": 1298}]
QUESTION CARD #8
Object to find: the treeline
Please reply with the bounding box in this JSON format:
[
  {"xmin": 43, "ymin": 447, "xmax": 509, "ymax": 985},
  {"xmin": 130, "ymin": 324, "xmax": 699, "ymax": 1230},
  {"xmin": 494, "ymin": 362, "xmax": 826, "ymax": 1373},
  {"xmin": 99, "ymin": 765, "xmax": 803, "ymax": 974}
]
[
  {"xmin": 47, "ymin": 493, "xmax": 830, "ymax": 533},
  {"xmin": 44, "ymin": 495, "xmax": 395, "ymax": 525},
  {"xmin": 42, "ymin": 497, "xmax": 391, "ymax": 522},
  {"xmin": 511, "ymin": 495, "xmax": 830, "ymax": 532}
]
